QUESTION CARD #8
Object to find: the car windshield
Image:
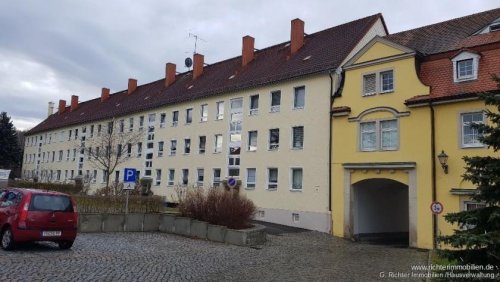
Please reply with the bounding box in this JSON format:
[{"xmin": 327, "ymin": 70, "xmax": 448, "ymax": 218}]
[{"xmin": 29, "ymin": 195, "xmax": 73, "ymax": 212}]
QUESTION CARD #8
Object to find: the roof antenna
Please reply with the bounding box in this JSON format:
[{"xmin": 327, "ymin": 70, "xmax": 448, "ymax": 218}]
[{"xmin": 189, "ymin": 32, "xmax": 206, "ymax": 55}]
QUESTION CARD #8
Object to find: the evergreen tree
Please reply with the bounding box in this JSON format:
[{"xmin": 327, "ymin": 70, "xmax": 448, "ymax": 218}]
[
  {"xmin": 0, "ymin": 112, "xmax": 21, "ymax": 172},
  {"xmin": 439, "ymin": 76, "xmax": 500, "ymax": 267}
]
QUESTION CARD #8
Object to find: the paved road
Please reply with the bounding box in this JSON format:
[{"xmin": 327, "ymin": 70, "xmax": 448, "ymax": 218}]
[{"xmin": 0, "ymin": 231, "xmax": 428, "ymax": 281}]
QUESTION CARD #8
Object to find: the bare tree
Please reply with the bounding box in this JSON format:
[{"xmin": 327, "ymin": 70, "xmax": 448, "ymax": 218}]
[{"xmin": 78, "ymin": 120, "xmax": 143, "ymax": 195}]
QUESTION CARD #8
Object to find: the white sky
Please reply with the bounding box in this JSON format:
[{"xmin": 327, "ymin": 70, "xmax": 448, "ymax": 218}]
[{"xmin": 1, "ymin": 0, "xmax": 498, "ymax": 130}]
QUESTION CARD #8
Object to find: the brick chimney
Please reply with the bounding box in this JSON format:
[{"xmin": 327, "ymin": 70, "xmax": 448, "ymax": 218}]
[
  {"xmin": 193, "ymin": 53, "xmax": 204, "ymax": 80},
  {"xmin": 70, "ymin": 95, "xmax": 79, "ymax": 112},
  {"xmin": 165, "ymin": 63, "xmax": 176, "ymax": 87},
  {"xmin": 47, "ymin": 102, "xmax": 54, "ymax": 117},
  {"xmin": 290, "ymin": 18, "xmax": 304, "ymax": 55},
  {"xmin": 101, "ymin": 87, "xmax": 110, "ymax": 102},
  {"xmin": 128, "ymin": 78, "xmax": 137, "ymax": 95},
  {"xmin": 58, "ymin": 100, "xmax": 66, "ymax": 114},
  {"xmin": 242, "ymin": 35, "xmax": 255, "ymax": 67}
]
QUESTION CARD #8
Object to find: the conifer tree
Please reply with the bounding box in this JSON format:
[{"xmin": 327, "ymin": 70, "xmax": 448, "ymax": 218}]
[
  {"xmin": 0, "ymin": 112, "xmax": 21, "ymax": 173},
  {"xmin": 439, "ymin": 76, "xmax": 500, "ymax": 266}
]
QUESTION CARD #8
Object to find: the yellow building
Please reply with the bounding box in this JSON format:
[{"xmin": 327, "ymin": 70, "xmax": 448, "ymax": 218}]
[{"xmin": 331, "ymin": 9, "xmax": 500, "ymax": 249}]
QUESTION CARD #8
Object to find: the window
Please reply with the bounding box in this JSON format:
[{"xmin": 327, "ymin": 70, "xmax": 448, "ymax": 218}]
[
  {"xmin": 101, "ymin": 170, "xmax": 107, "ymax": 183},
  {"xmin": 249, "ymin": 95, "xmax": 259, "ymax": 115},
  {"xmin": 200, "ymin": 104, "xmax": 208, "ymax": 122},
  {"xmin": 172, "ymin": 111, "xmax": 179, "ymax": 126},
  {"xmin": 163, "ymin": 169, "xmax": 173, "ymax": 186},
  {"xmin": 58, "ymin": 150, "xmax": 63, "ymax": 161},
  {"xmin": 90, "ymin": 125, "xmax": 94, "ymax": 137},
  {"xmin": 87, "ymin": 147, "xmax": 92, "ymax": 160},
  {"xmin": 248, "ymin": 131, "xmax": 257, "ymax": 151},
  {"xmin": 197, "ymin": 169, "xmax": 204, "ymax": 187},
  {"xmin": 270, "ymin": 91, "xmax": 281, "ymax": 112},
  {"xmin": 148, "ymin": 113, "xmax": 156, "ymax": 124},
  {"xmin": 292, "ymin": 126, "xmax": 304, "ymax": 149},
  {"xmin": 461, "ymin": 112, "xmax": 484, "ymax": 147},
  {"xmin": 56, "ymin": 170, "xmax": 61, "ymax": 181},
  {"xmin": 75, "ymin": 129, "xmax": 78, "ymax": 140},
  {"xmin": 465, "ymin": 201, "xmax": 486, "ymax": 211},
  {"xmin": 158, "ymin": 141, "xmax": 164, "ymax": 157},
  {"xmin": 170, "ymin": 140, "xmax": 177, "ymax": 155},
  {"xmin": 452, "ymin": 52, "xmax": 479, "ymax": 82},
  {"xmin": 246, "ymin": 168, "xmax": 256, "ymax": 189},
  {"xmin": 199, "ymin": 136, "xmax": 206, "ymax": 154},
  {"xmin": 214, "ymin": 134, "xmax": 223, "ymax": 153},
  {"xmin": 155, "ymin": 169, "xmax": 162, "ymax": 186},
  {"xmin": 291, "ymin": 168, "xmax": 303, "ymax": 190},
  {"xmin": 160, "ymin": 113, "xmax": 166, "ymax": 128},
  {"xmin": 117, "ymin": 144, "xmax": 122, "ymax": 158},
  {"xmin": 216, "ymin": 101, "xmax": 224, "ymax": 120},
  {"xmin": 380, "ymin": 71, "xmax": 394, "ymax": 92},
  {"xmin": 129, "ymin": 118, "xmax": 134, "ymax": 132},
  {"xmin": 72, "ymin": 149, "xmax": 76, "ymax": 161},
  {"xmin": 184, "ymin": 138, "xmax": 191, "ymax": 154},
  {"xmin": 213, "ymin": 169, "xmax": 221, "ymax": 187},
  {"xmin": 119, "ymin": 119, "xmax": 124, "ymax": 133},
  {"xmin": 360, "ymin": 119, "xmax": 399, "ymax": 151},
  {"xmin": 268, "ymin": 168, "xmax": 278, "ymax": 190},
  {"xmin": 139, "ymin": 116, "xmax": 144, "ymax": 130},
  {"xmin": 97, "ymin": 124, "xmax": 102, "ymax": 136},
  {"xmin": 147, "ymin": 142, "xmax": 154, "ymax": 149},
  {"xmin": 294, "ymin": 86, "xmax": 305, "ymax": 109},
  {"xmin": 186, "ymin": 108, "xmax": 193, "ymax": 124},
  {"xmin": 137, "ymin": 142, "xmax": 142, "ymax": 157},
  {"xmin": 68, "ymin": 130, "xmax": 72, "ymax": 141},
  {"xmin": 269, "ymin": 129, "xmax": 279, "ymax": 150},
  {"xmin": 182, "ymin": 169, "xmax": 189, "ymax": 186},
  {"xmin": 363, "ymin": 70, "xmax": 394, "ymax": 96},
  {"xmin": 127, "ymin": 144, "xmax": 132, "ymax": 157}
]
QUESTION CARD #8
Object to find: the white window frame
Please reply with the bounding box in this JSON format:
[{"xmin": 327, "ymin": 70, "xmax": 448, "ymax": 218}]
[
  {"xmin": 293, "ymin": 86, "xmax": 305, "ymax": 109},
  {"xmin": 172, "ymin": 111, "xmax": 179, "ymax": 127},
  {"xmin": 212, "ymin": 168, "xmax": 221, "ymax": 187},
  {"xmin": 181, "ymin": 169, "xmax": 189, "ymax": 186},
  {"xmin": 248, "ymin": 131, "xmax": 257, "ymax": 152},
  {"xmin": 249, "ymin": 94, "xmax": 259, "ymax": 116},
  {"xmin": 167, "ymin": 169, "xmax": 175, "ymax": 186},
  {"xmin": 460, "ymin": 112, "xmax": 485, "ymax": 148},
  {"xmin": 184, "ymin": 138, "xmax": 191, "ymax": 154},
  {"xmin": 129, "ymin": 118, "xmax": 134, "ymax": 132},
  {"xmin": 291, "ymin": 126, "xmax": 304, "ymax": 150},
  {"xmin": 359, "ymin": 119, "xmax": 399, "ymax": 151},
  {"xmin": 170, "ymin": 139, "xmax": 177, "ymax": 156},
  {"xmin": 270, "ymin": 90, "xmax": 281, "ymax": 113},
  {"xmin": 155, "ymin": 169, "xmax": 162, "ymax": 186},
  {"xmin": 452, "ymin": 52, "xmax": 480, "ymax": 82},
  {"xmin": 290, "ymin": 167, "xmax": 303, "ymax": 191},
  {"xmin": 196, "ymin": 168, "xmax": 204, "ymax": 187},
  {"xmin": 214, "ymin": 134, "xmax": 223, "ymax": 153},
  {"xmin": 246, "ymin": 168, "xmax": 256, "ymax": 189},
  {"xmin": 216, "ymin": 101, "xmax": 224, "ymax": 120},
  {"xmin": 269, "ymin": 128, "xmax": 279, "ymax": 150},
  {"xmin": 267, "ymin": 168, "xmax": 278, "ymax": 190},
  {"xmin": 158, "ymin": 141, "xmax": 164, "ymax": 157},
  {"xmin": 159, "ymin": 113, "xmax": 166, "ymax": 128},
  {"xmin": 200, "ymin": 104, "xmax": 208, "ymax": 122},
  {"xmin": 199, "ymin": 136, "xmax": 206, "ymax": 154},
  {"xmin": 362, "ymin": 69, "xmax": 395, "ymax": 96},
  {"xmin": 186, "ymin": 108, "xmax": 193, "ymax": 124}
]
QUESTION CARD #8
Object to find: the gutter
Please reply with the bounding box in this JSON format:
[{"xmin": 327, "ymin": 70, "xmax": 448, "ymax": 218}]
[{"xmin": 328, "ymin": 68, "xmax": 343, "ymax": 216}]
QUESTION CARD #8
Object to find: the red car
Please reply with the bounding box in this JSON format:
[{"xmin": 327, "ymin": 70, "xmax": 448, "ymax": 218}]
[{"xmin": 0, "ymin": 188, "xmax": 78, "ymax": 250}]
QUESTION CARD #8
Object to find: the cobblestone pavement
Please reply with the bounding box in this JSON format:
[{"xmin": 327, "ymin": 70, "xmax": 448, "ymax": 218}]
[{"xmin": 0, "ymin": 231, "xmax": 428, "ymax": 281}]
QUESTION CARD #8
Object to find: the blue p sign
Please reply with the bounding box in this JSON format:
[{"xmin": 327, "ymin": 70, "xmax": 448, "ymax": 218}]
[
  {"xmin": 124, "ymin": 168, "xmax": 137, "ymax": 182},
  {"xmin": 227, "ymin": 177, "xmax": 237, "ymax": 189}
]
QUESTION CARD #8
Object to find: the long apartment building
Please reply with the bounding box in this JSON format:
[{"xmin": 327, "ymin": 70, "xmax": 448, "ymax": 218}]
[{"xmin": 22, "ymin": 14, "xmax": 387, "ymax": 232}]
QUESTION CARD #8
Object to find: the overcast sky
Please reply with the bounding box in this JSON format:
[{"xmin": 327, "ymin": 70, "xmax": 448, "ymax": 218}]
[{"xmin": 1, "ymin": 0, "xmax": 498, "ymax": 131}]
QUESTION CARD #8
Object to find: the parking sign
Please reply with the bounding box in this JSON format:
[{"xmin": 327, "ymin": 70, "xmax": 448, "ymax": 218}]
[{"xmin": 123, "ymin": 168, "xmax": 137, "ymax": 190}]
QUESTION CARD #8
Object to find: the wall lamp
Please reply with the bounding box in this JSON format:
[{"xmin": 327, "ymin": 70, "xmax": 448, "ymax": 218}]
[{"xmin": 437, "ymin": 150, "xmax": 449, "ymax": 174}]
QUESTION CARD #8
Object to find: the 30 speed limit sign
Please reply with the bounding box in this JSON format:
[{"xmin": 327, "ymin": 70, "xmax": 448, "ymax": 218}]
[{"xmin": 430, "ymin": 201, "xmax": 444, "ymax": 214}]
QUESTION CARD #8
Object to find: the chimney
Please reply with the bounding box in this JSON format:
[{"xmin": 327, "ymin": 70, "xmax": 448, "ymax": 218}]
[
  {"xmin": 70, "ymin": 95, "xmax": 79, "ymax": 112},
  {"xmin": 242, "ymin": 35, "xmax": 255, "ymax": 67},
  {"xmin": 47, "ymin": 102, "xmax": 54, "ymax": 116},
  {"xmin": 101, "ymin": 87, "xmax": 110, "ymax": 102},
  {"xmin": 128, "ymin": 78, "xmax": 137, "ymax": 95},
  {"xmin": 58, "ymin": 100, "xmax": 66, "ymax": 114},
  {"xmin": 165, "ymin": 63, "xmax": 176, "ymax": 87},
  {"xmin": 193, "ymin": 53, "xmax": 204, "ymax": 80},
  {"xmin": 290, "ymin": 18, "xmax": 304, "ymax": 55}
]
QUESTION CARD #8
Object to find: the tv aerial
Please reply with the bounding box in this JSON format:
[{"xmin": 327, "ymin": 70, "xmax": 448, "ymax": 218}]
[{"xmin": 184, "ymin": 32, "xmax": 206, "ymax": 69}]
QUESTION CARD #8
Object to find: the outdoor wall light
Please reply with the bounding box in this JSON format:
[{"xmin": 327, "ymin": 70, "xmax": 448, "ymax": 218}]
[{"xmin": 437, "ymin": 150, "xmax": 449, "ymax": 174}]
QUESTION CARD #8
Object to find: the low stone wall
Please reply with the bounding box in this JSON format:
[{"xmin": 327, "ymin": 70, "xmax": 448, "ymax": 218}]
[{"xmin": 78, "ymin": 213, "xmax": 266, "ymax": 247}]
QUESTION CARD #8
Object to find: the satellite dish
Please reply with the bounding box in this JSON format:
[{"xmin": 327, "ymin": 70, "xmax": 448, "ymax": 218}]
[{"xmin": 185, "ymin": 57, "xmax": 193, "ymax": 68}]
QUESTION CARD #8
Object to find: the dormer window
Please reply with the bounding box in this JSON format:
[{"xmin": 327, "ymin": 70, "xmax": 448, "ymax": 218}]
[
  {"xmin": 362, "ymin": 70, "xmax": 394, "ymax": 96},
  {"xmin": 451, "ymin": 51, "xmax": 479, "ymax": 83}
]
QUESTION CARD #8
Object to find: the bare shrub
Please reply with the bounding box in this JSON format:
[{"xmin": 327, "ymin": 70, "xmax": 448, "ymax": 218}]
[{"xmin": 178, "ymin": 187, "xmax": 256, "ymax": 229}]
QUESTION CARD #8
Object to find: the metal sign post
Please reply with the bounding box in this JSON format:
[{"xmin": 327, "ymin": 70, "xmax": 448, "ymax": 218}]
[{"xmin": 123, "ymin": 168, "xmax": 137, "ymax": 214}]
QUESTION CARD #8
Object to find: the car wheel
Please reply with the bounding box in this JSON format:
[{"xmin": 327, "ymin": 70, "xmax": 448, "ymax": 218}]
[
  {"xmin": 1, "ymin": 227, "xmax": 15, "ymax": 250},
  {"xmin": 58, "ymin": 240, "xmax": 74, "ymax": 250}
]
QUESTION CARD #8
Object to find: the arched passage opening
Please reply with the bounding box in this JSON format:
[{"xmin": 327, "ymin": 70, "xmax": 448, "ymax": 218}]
[{"xmin": 352, "ymin": 178, "xmax": 409, "ymax": 246}]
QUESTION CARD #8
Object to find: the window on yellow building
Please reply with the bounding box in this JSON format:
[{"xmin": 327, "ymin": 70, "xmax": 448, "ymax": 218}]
[
  {"xmin": 461, "ymin": 112, "xmax": 484, "ymax": 148},
  {"xmin": 360, "ymin": 119, "xmax": 398, "ymax": 151},
  {"xmin": 362, "ymin": 70, "xmax": 394, "ymax": 96}
]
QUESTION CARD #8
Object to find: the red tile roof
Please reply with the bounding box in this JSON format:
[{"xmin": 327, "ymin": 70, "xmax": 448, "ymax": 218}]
[
  {"xmin": 386, "ymin": 8, "xmax": 500, "ymax": 55},
  {"xmin": 27, "ymin": 14, "xmax": 382, "ymax": 135}
]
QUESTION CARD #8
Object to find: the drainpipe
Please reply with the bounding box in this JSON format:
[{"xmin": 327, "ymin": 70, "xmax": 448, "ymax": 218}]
[
  {"xmin": 430, "ymin": 102, "xmax": 437, "ymax": 249},
  {"xmin": 328, "ymin": 68, "xmax": 342, "ymax": 214}
]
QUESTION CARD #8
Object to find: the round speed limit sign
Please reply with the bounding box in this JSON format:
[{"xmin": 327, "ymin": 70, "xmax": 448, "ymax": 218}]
[{"xmin": 430, "ymin": 201, "xmax": 444, "ymax": 215}]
